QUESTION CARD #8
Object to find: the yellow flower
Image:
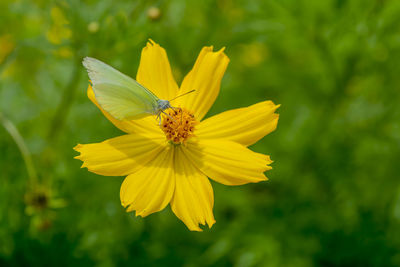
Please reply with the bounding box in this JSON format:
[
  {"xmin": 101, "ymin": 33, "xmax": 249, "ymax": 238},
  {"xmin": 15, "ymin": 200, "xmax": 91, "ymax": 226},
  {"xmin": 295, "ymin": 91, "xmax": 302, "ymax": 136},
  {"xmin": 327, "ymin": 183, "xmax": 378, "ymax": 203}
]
[{"xmin": 74, "ymin": 40, "xmax": 280, "ymax": 231}]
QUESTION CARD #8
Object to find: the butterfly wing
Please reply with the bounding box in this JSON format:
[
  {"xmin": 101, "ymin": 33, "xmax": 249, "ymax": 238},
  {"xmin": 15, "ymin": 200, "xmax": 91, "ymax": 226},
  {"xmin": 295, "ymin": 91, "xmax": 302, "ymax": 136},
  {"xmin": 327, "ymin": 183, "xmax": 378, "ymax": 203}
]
[{"xmin": 82, "ymin": 57, "xmax": 159, "ymax": 120}]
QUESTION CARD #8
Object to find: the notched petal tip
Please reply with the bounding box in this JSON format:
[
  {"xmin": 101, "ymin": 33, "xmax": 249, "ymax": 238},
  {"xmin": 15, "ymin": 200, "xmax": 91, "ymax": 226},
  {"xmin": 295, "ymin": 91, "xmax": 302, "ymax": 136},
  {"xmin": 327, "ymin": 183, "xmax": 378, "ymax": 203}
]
[
  {"xmin": 148, "ymin": 38, "xmax": 156, "ymax": 45},
  {"xmin": 125, "ymin": 205, "xmax": 151, "ymax": 218},
  {"xmin": 73, "ymin": 144, "xmax": 83, "ymax": 151},
  {"xmin": 125, "ymin": 204, "xmax": 153, "ymax": 218},
  {"xmin": 188, "ymin": 219, "xmax": 216, "ymax": 231},
  {"xmin": 265, "ymin": 155, "xmax": 273, "ymax": 164},
  {"xmin": 215, "ymin": 47, "xmax": 230, "ymax": 64},
  {"xmin": 208, "ymin": 219, "xmax": 216, "ymax": 229},
  {"xmin": 146, "ymin": 39, "xmax": 161, "ymax": 50},
  {"xmin": 263, "ymin": 161, "xmax": 273, "ymax": 173},
  {"xmin": 73, "ymin": 144, "xmax": 85, "ymax": 163},
  {"xmin": 135, "ymin": 209, "xmax": 147, "ymax": 218},
  {"xmin": 203, "ymin": 45, "xmax": 228, "ymax": 59}
]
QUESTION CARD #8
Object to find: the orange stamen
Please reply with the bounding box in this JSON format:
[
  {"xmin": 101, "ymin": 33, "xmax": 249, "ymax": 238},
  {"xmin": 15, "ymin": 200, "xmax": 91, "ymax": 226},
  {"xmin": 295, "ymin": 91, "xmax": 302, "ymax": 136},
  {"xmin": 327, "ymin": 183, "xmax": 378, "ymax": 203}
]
[{"xmin": 161, "ymin": 108, "xmax": 198, "ymax": 144}]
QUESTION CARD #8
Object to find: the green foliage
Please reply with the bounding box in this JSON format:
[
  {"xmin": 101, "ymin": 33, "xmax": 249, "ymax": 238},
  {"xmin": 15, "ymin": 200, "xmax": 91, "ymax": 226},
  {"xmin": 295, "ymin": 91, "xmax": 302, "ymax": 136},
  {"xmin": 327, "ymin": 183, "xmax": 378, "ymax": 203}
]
[{"xmin": 1, "ymin": 0, "xmax": 400, "ymax": 266}]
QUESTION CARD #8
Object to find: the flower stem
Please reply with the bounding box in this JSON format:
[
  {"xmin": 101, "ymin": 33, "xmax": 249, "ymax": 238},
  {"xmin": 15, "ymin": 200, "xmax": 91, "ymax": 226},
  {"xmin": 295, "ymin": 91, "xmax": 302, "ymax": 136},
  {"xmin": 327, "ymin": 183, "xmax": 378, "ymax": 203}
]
[{"xmin": 0, "ymin": 112, "xmax": 38, "ymax": 185}]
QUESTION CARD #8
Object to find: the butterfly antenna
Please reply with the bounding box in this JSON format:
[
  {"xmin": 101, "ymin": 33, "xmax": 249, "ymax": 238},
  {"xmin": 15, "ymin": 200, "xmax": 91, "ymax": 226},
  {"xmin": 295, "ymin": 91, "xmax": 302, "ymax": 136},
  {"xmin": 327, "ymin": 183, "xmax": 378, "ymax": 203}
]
[{"xmin": 169, "ymin": 90, "xmax": 195, "ymax": 102}]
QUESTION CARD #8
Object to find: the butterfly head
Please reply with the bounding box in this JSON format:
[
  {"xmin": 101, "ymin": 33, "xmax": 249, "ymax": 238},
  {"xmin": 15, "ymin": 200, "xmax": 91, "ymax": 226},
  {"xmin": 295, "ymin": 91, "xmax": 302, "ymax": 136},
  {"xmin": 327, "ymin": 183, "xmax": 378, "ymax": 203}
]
[{"xmin": 157, "ymin": 99, "xmax": 171, "ymax": 111}]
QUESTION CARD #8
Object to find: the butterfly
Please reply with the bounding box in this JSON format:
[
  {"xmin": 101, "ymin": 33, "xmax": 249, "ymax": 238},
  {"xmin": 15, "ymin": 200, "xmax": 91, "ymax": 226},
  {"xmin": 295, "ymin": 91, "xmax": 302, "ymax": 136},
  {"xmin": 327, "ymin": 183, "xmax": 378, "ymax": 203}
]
[{"xmin": 82, "ymin": 57, "xmax": 193, "ymax": 124}]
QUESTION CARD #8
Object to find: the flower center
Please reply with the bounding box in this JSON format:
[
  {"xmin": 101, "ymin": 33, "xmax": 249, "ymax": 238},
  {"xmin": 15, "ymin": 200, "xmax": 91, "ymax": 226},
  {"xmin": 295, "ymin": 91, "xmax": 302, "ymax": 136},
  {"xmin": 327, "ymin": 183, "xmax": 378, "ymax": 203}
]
[{"xmin": 161, "ymin": 108, "xmax": 197, "ymax": 144}]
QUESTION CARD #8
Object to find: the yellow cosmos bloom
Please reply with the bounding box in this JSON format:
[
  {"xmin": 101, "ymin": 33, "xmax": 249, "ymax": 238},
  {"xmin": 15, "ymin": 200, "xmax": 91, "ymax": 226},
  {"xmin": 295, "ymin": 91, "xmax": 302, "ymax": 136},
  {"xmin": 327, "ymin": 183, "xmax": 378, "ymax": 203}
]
[{"xmin": 74, "ymin": 40, "xmax": 280, "ymax": 231}]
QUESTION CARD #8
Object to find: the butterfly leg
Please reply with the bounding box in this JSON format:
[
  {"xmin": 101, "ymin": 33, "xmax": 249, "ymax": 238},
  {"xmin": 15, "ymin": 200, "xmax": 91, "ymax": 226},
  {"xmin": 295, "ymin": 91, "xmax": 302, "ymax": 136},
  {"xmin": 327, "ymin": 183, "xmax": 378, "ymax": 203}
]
[
  {"xmin": 170, "ymin": 106, "xmax": 183, "ymax": 123},
  {"xmin": 157, "ymin": 114, "xmax": 161, "ymax": 126},
  {"xmin": 161, "ymin": 110, "xmax": 176, "ymax": 123}
]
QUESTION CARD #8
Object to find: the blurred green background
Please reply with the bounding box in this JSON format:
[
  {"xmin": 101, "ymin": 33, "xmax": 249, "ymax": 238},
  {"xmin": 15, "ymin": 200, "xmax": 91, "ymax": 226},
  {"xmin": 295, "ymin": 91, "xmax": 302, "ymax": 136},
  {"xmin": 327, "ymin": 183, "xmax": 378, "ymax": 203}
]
[{"xmin": 1, "ymin": 0, "xmax": 400, "ymax": 266}]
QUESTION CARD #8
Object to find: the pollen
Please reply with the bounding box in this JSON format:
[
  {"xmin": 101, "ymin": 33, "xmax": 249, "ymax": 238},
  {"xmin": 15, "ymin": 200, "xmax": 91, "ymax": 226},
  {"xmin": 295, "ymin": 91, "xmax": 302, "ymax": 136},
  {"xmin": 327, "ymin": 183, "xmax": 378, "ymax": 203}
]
[{"xmin": 161, "ymin": 108, "xmax": 198, "ymax": 144}]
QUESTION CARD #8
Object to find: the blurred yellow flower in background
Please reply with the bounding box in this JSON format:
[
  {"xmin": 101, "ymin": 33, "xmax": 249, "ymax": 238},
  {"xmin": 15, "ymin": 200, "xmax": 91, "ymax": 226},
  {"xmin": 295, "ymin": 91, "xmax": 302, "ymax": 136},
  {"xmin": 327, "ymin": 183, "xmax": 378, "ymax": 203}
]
[
  {"xmin": 46, "ymin": 7, "xmax": 71, "ymax": 45},
  {"xmin": 74, "ymin": 40, "xmax": 279, "ymax": 231}
]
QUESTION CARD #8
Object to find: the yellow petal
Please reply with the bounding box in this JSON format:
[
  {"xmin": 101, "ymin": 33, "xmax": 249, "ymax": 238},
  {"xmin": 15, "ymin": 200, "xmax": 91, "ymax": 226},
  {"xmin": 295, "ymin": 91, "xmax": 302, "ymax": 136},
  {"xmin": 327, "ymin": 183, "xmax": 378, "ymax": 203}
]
[
  {"xmin": 170, "ymin": 147, "xmax": 215, "ymax": 231},
  {"xmin": 182, "ymin": 139, "xmax": 272, "ymax": 186},
  {"xmin": 87, "ymin": 85, "xmax": 161, "ymax": 136},
  {"xmin": 74, "ymin": 134, "xmax": 165, "ymax": 176},
  {"xmin": 196, "ymin": 101, "xmax": 280, "ymax": 146},
  {"xmin": 120, "ymin": 147, "xmax": 175, "ymax": 217},
  {"xmin": 136, "ymin": 39, "xmax": 179, "ymax": 100},
  {"xmin": 177, "ymin": 46, "xmax": 229, "ymax": 121}
]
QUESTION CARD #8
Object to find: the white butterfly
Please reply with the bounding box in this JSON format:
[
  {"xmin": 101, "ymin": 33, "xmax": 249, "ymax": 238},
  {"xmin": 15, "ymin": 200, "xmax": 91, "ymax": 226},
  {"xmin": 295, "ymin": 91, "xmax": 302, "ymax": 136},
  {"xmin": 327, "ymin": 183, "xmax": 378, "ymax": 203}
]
[{"xmin": 83, "ymin": 57, "xmax": 193, "ymax": 124}]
